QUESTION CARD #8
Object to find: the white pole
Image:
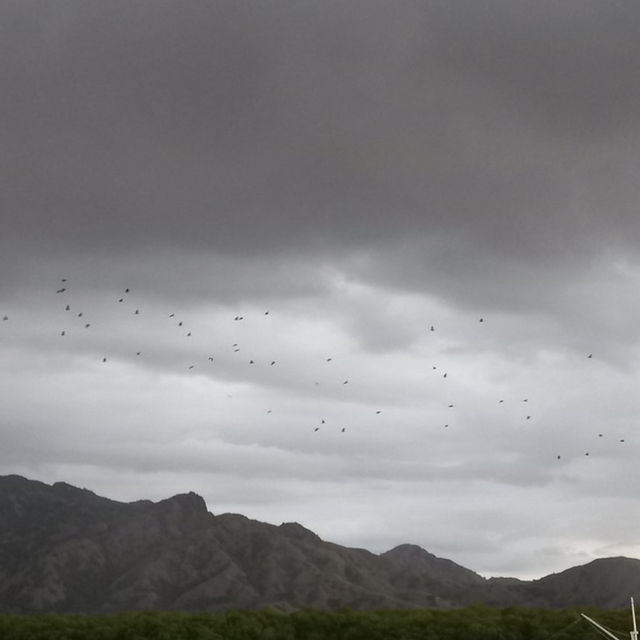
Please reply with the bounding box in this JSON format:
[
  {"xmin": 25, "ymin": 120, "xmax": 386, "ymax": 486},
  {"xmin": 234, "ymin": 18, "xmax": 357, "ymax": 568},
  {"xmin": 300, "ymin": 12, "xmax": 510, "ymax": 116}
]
[
  {"xmin": 631, "ymin": 597, "xmax": 638, "ymax": 640},
  {"xmin": 581, "ymin": 614, "xmax": 624, "ymax": 640}
]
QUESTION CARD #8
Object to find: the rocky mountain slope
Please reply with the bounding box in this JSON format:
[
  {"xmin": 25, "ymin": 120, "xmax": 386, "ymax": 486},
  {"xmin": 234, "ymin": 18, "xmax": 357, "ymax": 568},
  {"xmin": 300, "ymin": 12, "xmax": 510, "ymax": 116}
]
[{"xmin": 1, "ymin": 475, "xmax": 638, "ymax": 614}]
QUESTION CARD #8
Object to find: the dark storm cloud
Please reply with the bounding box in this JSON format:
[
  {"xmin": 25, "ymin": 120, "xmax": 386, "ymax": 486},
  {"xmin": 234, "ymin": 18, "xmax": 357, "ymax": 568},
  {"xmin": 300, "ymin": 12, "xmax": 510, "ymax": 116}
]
[{"xmin": 4, "ymin": 0, "xmax": 640, "ymax": 273}]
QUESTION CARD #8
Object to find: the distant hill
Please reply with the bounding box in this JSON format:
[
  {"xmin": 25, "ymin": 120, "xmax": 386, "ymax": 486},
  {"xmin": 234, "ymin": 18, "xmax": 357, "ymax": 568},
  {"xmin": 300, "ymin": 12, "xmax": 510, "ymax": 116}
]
[{"xmin": 1, "ymin": 475, "xmax": 639, "ymax": 614}]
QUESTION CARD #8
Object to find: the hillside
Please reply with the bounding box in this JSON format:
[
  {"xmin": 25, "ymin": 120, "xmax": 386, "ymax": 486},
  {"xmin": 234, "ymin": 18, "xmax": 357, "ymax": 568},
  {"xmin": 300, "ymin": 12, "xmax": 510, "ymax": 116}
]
[{"xmin": 1, "ymin": 475, "xmax": 638, "ymax": 613}]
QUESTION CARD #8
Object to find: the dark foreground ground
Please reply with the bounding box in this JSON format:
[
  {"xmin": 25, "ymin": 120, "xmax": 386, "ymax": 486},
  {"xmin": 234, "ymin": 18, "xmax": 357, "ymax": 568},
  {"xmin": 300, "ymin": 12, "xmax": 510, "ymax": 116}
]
[{"xmin": 0, "ymin": 605, "xmax": 629, "ymax": 640}]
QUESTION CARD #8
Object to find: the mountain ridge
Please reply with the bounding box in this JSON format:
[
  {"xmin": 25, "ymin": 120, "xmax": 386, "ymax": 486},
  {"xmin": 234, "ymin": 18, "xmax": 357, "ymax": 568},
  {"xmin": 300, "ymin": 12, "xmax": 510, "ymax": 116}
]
[{"xmin": 1, "ymin": 475, "xmax": 638, "ymax": 614}]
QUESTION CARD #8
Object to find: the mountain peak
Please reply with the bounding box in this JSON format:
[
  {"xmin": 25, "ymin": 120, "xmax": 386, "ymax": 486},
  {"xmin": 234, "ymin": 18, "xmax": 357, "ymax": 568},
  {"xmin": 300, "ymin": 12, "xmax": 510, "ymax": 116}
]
[
  {"xmin": 157, "ymin": 491, "xmax": 209, "ymax": 514},
  {"xmin": 278, "ymin": 521, "xmax": 321, "ymax": 541}
]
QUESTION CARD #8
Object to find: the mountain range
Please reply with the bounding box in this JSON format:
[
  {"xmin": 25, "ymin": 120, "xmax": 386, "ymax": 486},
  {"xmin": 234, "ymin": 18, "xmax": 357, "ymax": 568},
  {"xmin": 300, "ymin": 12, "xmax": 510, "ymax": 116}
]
[{"xmin": 1, "ymin": 475, "xmax": 638, "ymax": 614}]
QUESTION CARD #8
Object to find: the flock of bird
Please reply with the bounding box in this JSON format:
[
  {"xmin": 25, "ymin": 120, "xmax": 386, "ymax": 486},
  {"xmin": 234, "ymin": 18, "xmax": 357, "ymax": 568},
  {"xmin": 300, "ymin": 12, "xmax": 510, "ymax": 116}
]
[{"xmin": 1, "ymin": 276, "xmax": 628, "ymax": 462}]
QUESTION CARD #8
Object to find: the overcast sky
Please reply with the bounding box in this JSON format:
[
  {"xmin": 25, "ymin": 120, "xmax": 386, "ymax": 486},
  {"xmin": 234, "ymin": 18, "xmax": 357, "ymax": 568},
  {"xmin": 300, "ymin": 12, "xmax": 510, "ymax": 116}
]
[{"xmin": 4, "ymin": 1, "xmax": 640, "ymax": 580}]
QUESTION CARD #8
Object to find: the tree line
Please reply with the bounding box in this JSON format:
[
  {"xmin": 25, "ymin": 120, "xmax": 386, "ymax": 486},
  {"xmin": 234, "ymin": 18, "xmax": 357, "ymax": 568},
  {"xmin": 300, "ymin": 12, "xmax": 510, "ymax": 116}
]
[{"xmin": 0, "ymin": 605, "xmax": 631, "ymax": 640}]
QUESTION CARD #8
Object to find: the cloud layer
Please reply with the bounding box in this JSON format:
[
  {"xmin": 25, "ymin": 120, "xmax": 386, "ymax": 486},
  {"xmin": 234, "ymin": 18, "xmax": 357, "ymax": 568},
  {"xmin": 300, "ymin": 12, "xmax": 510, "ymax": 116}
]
[{"xmin": 3, "ymin": 1, "xmax": 640, "ymax": 579}]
